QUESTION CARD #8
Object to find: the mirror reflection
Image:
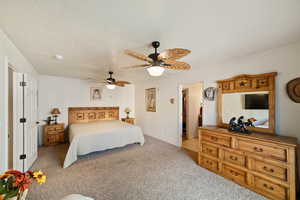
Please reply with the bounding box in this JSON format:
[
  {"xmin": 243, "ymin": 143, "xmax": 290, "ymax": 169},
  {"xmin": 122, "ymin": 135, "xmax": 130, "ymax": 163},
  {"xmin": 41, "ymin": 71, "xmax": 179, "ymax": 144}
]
[{"xmin": 222, "ymin": 91, "xmax": 269, "ymax": 128}]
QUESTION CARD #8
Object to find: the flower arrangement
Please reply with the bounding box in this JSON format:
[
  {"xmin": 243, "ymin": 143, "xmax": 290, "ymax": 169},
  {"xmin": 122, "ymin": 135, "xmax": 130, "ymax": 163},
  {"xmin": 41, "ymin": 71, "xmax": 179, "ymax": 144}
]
[
  {"xmin": 124, "ymin": 107, "xmax": 131, "ymax": 119},
  {"xmin": 0, "ymin": 170, "xmax": 46, "ymax": 200}
]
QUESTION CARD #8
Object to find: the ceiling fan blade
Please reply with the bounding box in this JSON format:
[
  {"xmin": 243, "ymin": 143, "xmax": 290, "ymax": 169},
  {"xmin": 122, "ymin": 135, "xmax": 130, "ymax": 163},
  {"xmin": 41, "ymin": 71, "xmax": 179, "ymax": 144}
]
[
  {"xmin": 158, "ymin": 48, "xmax": 191, "ymax": 60},
  {"xmin": 122, "ymin": 64, "xmax": 151, "ymax": 69},
  {"xmin": 124, "ymin": 50, "xmax": 153, "ymax": 63},
  {"xmin": 163, "ymin": 60, "xmax": 191, "ymax": 70},
  {"xmin": 115, "ymin": 80, "xmax": 131, "ymax": 85},
  {"xmin": 114, "ymin": 82, "xmax": 125, "ymax": 87}
]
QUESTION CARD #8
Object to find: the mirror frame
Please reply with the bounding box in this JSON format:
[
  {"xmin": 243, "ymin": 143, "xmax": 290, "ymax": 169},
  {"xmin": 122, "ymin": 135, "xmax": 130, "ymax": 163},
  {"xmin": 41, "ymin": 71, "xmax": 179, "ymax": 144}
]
[{"xmin": 217, "ymin": 72, "xmax": 277, "ymax": 134}]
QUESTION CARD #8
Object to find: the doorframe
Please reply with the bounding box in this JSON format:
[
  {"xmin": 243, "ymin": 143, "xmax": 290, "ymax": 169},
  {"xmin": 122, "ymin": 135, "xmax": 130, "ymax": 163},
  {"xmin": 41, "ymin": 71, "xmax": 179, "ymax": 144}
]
[
  {"xmin": 1, "ymin": 56, "xmax": 9, "ymax": 172},
  {"xmin": 1, "ymin": 56, "xmax": 18, "ymax": 172},
  {"xmin": 177, "ymin": 82, "xmax": 204, "ymax": 146},
  {"xmin": 177, "ymin": 84, "xmax": 183, "ymax": 146}
]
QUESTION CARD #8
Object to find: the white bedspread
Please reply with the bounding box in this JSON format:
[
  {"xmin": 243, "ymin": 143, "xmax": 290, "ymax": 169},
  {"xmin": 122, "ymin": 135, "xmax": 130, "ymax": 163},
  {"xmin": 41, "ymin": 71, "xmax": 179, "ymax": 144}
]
[{"xmin": 63, "ymin": 120, "xmax": 145, "ymax": 168}]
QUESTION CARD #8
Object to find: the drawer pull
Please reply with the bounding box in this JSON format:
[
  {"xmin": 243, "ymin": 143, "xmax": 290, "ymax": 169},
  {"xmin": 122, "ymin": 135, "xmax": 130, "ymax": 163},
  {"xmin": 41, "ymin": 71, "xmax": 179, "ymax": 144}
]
[
  {"xmin": 254, "ymin": 147, "xmax": 264, "ymax": 152},
  {"xmin": 210, "ymin": 136, "xmax": 218, "ymax": 141},
  {"xmin": 206, "ymin": 160, "xmax": 212, "ymax": 165},
  {"xmin": 230, "ymin": 156, "xmax": 238, "ymax": 161},
  {"xmin": 229, "ymin": 170, "xmax": 239, "ymax": 176},
  {"xmin": 263, "ymin": 166, "xmax": 274, "ymax": 173},
  {"xmin": 263, "ymin": 183, "xmax": 274, "ymax": 191},
  {"xmin": 204, "ymin": 148, "xmax": 213, "ymax": 153}
]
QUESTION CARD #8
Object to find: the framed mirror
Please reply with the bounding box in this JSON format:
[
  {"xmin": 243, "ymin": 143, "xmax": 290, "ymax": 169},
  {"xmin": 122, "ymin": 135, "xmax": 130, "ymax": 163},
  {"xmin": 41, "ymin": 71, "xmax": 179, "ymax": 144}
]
[{"xmin": 217, "ymin": 72, "xmax": 277, "ymax": 134}]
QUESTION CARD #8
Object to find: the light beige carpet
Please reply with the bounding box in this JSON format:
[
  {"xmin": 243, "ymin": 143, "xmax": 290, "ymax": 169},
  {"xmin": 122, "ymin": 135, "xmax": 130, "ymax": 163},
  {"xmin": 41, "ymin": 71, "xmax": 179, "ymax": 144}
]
[{"xmin": 28, "ymin": 136, "xmax": 266, "ymax": 200}]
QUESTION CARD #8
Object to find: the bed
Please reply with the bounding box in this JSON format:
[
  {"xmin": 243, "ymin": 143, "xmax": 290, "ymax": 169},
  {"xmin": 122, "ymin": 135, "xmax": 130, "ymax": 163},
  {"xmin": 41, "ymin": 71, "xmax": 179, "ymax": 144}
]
[{"xmin": 63, "ymin": 107, "xmax": 145, "ymax": 168}]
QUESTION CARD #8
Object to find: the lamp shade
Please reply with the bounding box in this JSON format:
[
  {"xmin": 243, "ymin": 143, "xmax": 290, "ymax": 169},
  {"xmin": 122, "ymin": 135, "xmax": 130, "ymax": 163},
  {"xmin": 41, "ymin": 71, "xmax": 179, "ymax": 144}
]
[
  {"xmin": 51, "ymin": 108, "xmax": 61, "ymax": 115},
  {"xmin": 106, "ymin": 84, "xmax": 116, "ymax": 90},
  {"xmin": 147, "ymin": 66, "xmax": 165, "ymax": 76},
  {"xmin": 124, "ymin": 107, "xmax": 131, "ymax": 113}
]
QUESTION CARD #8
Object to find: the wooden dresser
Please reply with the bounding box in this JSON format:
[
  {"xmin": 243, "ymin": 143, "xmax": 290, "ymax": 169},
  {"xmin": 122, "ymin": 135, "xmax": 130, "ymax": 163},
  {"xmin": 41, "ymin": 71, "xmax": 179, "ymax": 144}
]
[
  {"xmin": 198, "ymin": 126, "xmax": 298, "ymax": 200},
  {"xmin": 43, "ymin": 123, "xmax": 65, "ymax": 146}
]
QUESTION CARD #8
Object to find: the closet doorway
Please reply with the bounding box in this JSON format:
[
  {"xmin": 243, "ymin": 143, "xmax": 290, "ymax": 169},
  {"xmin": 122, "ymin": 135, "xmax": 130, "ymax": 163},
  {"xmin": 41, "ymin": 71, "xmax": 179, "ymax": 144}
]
[{"xmin": 179, "ymin": 82, "xmax": 203, "ymax": 154}]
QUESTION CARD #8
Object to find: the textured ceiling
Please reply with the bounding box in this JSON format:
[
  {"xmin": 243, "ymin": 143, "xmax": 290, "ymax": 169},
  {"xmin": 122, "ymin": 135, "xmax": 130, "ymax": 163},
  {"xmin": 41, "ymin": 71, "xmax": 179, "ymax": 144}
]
[{"xmin": 1, "ymin": 0, "xmax": 300, "ymax": 81}]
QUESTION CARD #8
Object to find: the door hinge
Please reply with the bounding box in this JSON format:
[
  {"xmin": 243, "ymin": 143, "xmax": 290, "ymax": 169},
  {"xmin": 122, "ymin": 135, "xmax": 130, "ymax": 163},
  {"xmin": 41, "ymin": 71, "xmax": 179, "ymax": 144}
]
[
  {"xmin": 20, "ymin": 81, "xmax": 27, "ymax": 87},
  {"xmin": 20, "ymin": 118, "xmax": 27, "ymax": 123},
  {"xmin": 19, "ymin": 154, "xmax": 26, "ymax": 160}
]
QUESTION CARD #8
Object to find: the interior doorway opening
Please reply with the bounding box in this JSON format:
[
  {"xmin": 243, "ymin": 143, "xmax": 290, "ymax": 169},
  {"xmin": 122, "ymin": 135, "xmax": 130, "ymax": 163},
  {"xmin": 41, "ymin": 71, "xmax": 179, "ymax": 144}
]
[{"xmin": 181, "ymin": 82, "xmax": 203, "ymax": 142}]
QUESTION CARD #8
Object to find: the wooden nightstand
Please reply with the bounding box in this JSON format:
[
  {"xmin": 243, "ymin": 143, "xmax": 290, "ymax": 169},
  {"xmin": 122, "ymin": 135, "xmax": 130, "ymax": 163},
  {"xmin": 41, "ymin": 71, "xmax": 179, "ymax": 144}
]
[
  {"xmin": 121, "ymin": 118, "xmax": 135, "ymax": 125},
  {"xmin": 43, "ymin": 123, "xmax": 65, "ymax": 146}
]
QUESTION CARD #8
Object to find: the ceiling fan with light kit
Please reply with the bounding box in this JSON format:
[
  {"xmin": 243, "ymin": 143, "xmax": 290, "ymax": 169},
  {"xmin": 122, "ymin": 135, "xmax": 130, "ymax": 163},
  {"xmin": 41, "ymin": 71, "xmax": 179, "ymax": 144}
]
[
  {"xmin": 91, "ymin": 71, "xmax": 131, "ymax": 90},
  {"xmin": 124, "ymin": 41, "xmax": 191, "ymax": 76}
]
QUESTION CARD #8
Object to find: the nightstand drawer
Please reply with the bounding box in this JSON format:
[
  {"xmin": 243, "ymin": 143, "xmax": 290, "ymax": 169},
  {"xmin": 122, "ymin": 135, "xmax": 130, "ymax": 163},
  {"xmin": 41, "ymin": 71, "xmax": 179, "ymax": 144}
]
[
  {"xmin": 48, "ymin": 130, "xmax": 59, "ymax": 135},
  {"xmin": 46, "ymin": 127, "xmax": 55, "ymax": 131},
  {"xmin": 55, "ymin": 127, "xmax": 64, "ymax": 132},
  {"xmin": 121, "ymin": 118, "xmax": 135, "ymax": 125}
]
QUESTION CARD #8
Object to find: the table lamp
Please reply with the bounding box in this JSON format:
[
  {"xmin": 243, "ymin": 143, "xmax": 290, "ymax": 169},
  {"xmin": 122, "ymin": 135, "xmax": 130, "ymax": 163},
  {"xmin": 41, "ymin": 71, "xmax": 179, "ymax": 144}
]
[{"xmin": 51, "ymin": 108, "xmax": 61, "ymax": 124}]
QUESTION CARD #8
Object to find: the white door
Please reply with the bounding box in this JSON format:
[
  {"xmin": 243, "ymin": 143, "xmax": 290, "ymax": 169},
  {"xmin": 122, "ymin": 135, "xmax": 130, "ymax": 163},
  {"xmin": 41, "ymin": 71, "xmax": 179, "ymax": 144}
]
[
  {"xmin": 13, "ymin": 72, "xmax": 24, "ymax": 171},
  {"xmin": 13, "ymin": 73, "xmax": 38, "ymax": 172},
  {"xmin": 24, "ymin": 74, "xmax": 38, "ymax": 171}
]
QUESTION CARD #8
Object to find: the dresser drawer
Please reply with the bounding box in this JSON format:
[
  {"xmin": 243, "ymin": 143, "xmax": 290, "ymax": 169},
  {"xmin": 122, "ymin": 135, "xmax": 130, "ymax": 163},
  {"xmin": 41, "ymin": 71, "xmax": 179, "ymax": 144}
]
[
  {"xmin": 223, "ymin": 150, "xmax": 246, "ymax": 167},
  {"xmin": 236, "ymin": 139, "xmax": 287, "ymax": 161},
  {"xmin": 200, "ymin": 155, "xmax": 218, "ymax": 172},
  {"xmin": 201, "ymin": 143, "xmax": 218, "ymax": 158},
  {"xmin": 222, "ymin": 164, "xmax": 247, "ymax": 185},
  {"xmin": 252, "ymin": 159, "xmax": 287, "ymax": 182},
  {"xmin": 254, "ymin": 176, "xmax": 287, "ymax": 200},
  {"xmin": 201, "ymin": 131, "xmax": 231, "ymax": 147}
]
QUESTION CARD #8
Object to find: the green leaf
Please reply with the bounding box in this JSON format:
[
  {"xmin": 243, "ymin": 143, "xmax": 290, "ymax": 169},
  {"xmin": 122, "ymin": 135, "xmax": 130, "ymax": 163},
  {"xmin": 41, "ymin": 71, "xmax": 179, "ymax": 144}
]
[
  {"xmin": 0, "ymin": 184, "xmax": 8, "ymax": 194},
  {"xmin": 4, "ymin": 189, "xmax": 18, "ymax": 200}
]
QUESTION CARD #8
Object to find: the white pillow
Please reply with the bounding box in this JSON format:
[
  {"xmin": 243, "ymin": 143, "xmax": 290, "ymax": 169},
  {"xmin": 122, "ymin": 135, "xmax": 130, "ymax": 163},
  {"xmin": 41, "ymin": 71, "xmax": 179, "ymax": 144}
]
[{"xmin": 61, "ymin": 194, "xmax": 94, "ymax": 200}]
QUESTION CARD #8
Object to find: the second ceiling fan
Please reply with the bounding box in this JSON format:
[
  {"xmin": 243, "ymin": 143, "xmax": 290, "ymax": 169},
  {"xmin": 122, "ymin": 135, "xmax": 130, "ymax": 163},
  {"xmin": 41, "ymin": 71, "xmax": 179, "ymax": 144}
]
[{"xmin": 124, "ymin": 41, "xmax": 191, "ymax": 76}]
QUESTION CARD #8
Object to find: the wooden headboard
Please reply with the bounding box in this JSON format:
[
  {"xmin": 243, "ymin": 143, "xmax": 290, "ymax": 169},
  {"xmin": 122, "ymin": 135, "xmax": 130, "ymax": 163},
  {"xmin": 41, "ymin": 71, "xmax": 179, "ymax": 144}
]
[{"xmin": 68, "ymin": 107, "xmax": 119, "ymax": 125}]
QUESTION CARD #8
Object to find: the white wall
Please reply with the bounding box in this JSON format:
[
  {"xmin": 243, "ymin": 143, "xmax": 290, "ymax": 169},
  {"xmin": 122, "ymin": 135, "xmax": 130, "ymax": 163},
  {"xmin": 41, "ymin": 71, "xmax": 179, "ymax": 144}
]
[
  {"xmin": 0, "ymin": 29, "xmax": 37, "ymax": 172},
  {"xmin": 135, "ymin": 41, "xmax": 300, "ymax": 146},
  {"xmin": 38, "ymin": 75, "xmax": 135, "ymax": 145}
]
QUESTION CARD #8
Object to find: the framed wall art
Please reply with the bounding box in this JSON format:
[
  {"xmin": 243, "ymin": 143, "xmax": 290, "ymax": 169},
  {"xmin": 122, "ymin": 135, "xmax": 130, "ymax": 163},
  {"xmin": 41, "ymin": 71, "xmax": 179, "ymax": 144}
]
[
  {"xmin": 145, "ymin": 88, "xmax": 156, "ymax": 112},
  {"xmin": 90, "ymin": 87, "xmax": 102, "ymax": 101}
]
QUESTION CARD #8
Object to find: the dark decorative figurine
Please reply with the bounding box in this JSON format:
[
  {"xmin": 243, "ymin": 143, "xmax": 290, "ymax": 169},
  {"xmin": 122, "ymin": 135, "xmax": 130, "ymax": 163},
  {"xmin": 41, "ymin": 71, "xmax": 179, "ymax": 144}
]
[{"xmin": 228, "ymin": 116, "xmax": 254, "ymax": 134}]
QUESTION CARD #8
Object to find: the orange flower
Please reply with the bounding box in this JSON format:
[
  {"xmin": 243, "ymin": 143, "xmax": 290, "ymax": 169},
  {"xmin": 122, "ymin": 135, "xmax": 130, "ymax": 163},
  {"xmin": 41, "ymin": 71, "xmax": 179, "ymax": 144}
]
[
  {"xmin": 5, "ymin": 170, "xmax": 22, "ymax": 177},
  {"xmin": 14, "ymin": 174, "xmax": 32, "ymax": 191},
  {"xmin": 0, "ymin": 174, "xmax": 11, "ymax": 179}
]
